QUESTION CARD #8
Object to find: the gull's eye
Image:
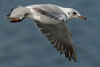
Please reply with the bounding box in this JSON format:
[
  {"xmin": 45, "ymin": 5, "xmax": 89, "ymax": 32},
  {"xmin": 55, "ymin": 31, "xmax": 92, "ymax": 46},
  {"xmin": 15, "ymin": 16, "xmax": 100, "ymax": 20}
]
[{"xmin": 73, "ymin": 12, "xmax": 77, "ymax": 15}]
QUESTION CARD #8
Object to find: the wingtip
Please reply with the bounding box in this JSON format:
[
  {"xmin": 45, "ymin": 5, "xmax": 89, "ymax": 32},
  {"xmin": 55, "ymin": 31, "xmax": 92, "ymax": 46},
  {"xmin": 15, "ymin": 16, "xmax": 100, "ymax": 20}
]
[{"xmin": 64, "ymin": 45, "xmax": 78, "ymax": 63}]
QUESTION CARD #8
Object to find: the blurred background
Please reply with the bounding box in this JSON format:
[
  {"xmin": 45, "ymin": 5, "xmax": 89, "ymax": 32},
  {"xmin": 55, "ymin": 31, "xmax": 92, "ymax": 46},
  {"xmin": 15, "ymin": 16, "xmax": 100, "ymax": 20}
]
[{"xmin": 0, "ymin": 0, "xmax": 100, "ymax": 67}]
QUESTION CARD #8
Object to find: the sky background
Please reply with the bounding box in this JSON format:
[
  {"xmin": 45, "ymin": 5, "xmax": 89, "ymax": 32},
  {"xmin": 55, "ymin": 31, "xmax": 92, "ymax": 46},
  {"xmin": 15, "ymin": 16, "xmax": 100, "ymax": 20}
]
[{"xmin": 0, "ymin": 0, "xmax": 100, "ymax": 67}]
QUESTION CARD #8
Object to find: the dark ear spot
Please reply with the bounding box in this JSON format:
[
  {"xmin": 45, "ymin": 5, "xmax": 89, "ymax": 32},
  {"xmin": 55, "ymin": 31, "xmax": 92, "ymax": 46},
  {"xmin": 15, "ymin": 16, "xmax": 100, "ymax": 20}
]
[{"xmin": 68, "ymin": 12, "xmax": 70, "ymax": 15}]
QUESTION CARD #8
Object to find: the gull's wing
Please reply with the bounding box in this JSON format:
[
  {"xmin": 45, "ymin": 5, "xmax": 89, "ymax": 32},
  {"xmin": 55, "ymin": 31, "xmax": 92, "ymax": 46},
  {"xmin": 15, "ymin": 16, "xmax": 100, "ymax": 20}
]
[
  {"xmin": 35, "ymin": 21, "xmax": 77, "ymax": 62},
  {"xmin": 33, "ymin": 4, "xmax": 67, "ymax": 22}
]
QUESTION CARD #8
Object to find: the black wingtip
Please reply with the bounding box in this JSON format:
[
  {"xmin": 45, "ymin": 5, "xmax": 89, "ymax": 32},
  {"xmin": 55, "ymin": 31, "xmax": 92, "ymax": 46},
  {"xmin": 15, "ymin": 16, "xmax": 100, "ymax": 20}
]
[{"xmin": 64, "ymin": 46, "xmax": 78, "ymax": 62}]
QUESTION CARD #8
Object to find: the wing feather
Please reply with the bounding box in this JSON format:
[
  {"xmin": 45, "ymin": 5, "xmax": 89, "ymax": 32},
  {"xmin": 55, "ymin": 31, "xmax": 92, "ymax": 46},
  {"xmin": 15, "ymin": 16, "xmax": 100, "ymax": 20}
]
[
  {"xmin": 33, "ymin": 5, "xmax": 67, "ymax": 22},
  {"xmin": 35, "ymin": 21, "xmax": 77, "ymax": 62}
]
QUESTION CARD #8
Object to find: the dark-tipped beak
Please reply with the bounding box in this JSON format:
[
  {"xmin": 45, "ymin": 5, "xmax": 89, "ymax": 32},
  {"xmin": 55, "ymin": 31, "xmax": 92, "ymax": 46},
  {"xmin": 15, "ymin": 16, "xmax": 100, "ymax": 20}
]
[{"xmin": 78, "ymin": 16, "xmax": 87, "ymax": 20}]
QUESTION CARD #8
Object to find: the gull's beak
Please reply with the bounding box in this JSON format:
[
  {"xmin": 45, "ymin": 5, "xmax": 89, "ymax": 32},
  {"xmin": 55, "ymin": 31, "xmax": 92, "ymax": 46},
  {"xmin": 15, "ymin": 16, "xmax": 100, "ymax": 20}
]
[{"xmin": 78, "ymin": 16, "xmax": 87, "ymax": 20}]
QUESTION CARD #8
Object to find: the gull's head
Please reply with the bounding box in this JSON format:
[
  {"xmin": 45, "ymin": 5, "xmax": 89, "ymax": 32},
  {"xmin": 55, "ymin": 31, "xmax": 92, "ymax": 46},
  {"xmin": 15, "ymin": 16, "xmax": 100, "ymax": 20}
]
[
  {"xmin": 66, "ymin": 8, "xmax": 87, "ymax": 20},
  {"xmin": 6, "ymin": 6, "xmax": 30, "ymax": 23}
]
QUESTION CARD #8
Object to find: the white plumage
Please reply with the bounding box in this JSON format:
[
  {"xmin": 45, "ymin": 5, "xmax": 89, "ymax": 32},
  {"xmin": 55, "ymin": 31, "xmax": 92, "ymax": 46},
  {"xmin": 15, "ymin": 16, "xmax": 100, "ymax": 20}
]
[{"xmin": 7, "ymin": 4, "xmax": 87, "ymax": 62}]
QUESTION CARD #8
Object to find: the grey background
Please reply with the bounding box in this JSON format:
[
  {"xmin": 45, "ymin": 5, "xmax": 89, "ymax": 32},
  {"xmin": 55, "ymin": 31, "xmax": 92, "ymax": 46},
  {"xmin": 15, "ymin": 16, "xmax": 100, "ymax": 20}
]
[{"xmin": 0, "ymin": 0, "xmax": 100, "ymax": 67}]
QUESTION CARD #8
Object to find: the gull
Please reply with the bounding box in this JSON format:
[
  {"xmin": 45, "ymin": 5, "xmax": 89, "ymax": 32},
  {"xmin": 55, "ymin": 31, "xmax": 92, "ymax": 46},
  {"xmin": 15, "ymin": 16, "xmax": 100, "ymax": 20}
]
[{"xmin": 6, "ymin": 4, "xmax": 87, "ymax": 62}]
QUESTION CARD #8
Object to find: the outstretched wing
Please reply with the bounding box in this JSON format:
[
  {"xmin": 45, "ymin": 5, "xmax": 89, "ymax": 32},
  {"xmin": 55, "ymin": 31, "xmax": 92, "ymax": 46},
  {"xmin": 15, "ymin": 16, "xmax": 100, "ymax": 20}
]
[
  {"xmin": 33, "ymin": 4, "xmax": 67, "ymax": 22},
  {"xmin": 35, "ymin": 21, "xmax": 77, "ymax": 62}
]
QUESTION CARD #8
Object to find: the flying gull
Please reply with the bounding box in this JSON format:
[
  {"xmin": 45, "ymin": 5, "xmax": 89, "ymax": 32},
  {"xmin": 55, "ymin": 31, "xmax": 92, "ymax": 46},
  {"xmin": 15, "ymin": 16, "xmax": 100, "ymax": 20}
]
[{"xmin": 6, "ymin": 4, "xmax": 87, "ymax": 62}]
